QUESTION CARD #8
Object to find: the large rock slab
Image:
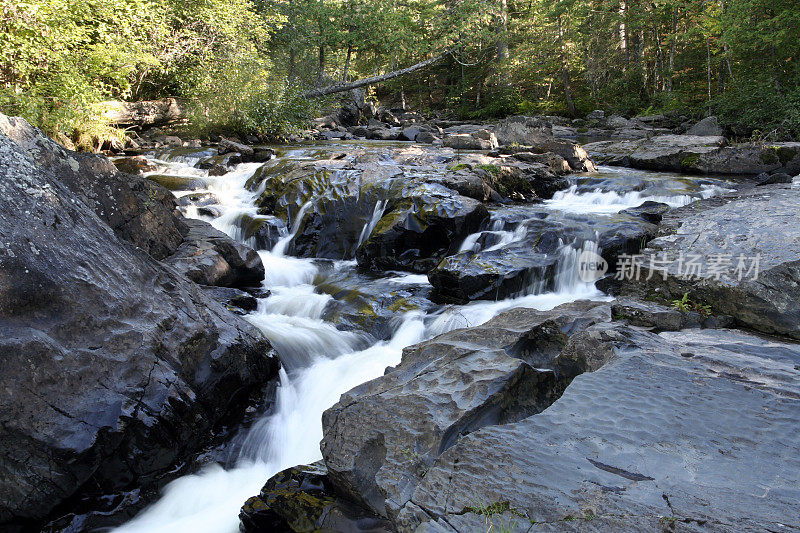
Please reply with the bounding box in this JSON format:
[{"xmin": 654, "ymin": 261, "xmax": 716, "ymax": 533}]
[
  {"xmin": 400, "ymin": 326, "xmax": 800, "ymax": 532},
  {"xmin": 0, "ymin": 114, "xmax": 187, "ymax": 260},
  {"xmin": 442, "ymin": 130, "xmax": 499, "ymax": 151},
  {"xmin": 320, "ymin": 302, "xmax": 611, "ymax": 523},
  {"xmin": 624, "ymin": 183, "xmax": 800, "ymax": 340},
  {"xmin": 624, "ymin": 134, "xmax": 726, "ymax": 171},
  {"xmin": 0, "ymin": 118, "xmax": 279, "ymax": 528},
  {"xmin": 585, "ymin": 135, "xmax": 800, "ymax": 175}
]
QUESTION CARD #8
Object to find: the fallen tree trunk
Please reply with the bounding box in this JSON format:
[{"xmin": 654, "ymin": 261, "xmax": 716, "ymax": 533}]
[
  {"xmin": 303, "ymin": 48, "xmax": 455, "ymax": 98},
  {"xmin": 100, "ymin": 98, "xmax": 186, "ymax": 127}
]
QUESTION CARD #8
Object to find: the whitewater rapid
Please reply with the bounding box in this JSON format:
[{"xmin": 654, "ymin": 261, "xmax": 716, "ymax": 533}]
[{"xmin": 116, "ymin": 149, "xmax": 728, "ymax": 533}]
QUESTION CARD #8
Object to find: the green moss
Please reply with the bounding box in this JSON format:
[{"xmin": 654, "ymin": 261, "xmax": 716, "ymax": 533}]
[
  {"xmin": 388, "ymin": 297, "xmax": 418, "ymax": 313},
  {"xmin": 577, "ymin": 127, "xmax": 589, "ymax": 133},
  {"xmin": 760, "ymin": 147, "xmax": 780, "ymax": 165},
  {"xmin": 448, "ymin": 163, "xmax": 470, "ymax": 171},
  {"xmin": 680, "ymin": 153, "xmax": 701, "ymax": 168},
  {"xmin": 776, "ymin": 145, "xmax": 799, "ymax": 164},
  {"xmin": 476, "ymin": 163, "xmax": 502, "ymax": 176}
]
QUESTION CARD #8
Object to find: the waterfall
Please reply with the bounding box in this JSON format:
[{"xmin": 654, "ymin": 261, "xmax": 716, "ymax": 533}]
[
  {"xmin": 271, "ymin": 201, "xmax": 313, "ymax": 257},
  {"xmin": 355, "ymin": 199, "xmax": 387, "ymax": 251}
]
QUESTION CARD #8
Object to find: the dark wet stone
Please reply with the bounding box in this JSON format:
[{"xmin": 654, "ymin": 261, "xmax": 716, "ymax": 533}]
[
  {"xmin": 619, "ymin": 201, "xmax": 670, "ymax": 224},
  {"xmin": 239, "ymin": 462, "xmax": 392, "ymax": 533},
  {"xmin": 356, "ymin": 184, "xmax": 489, "ymax": 273},
  {"xmin": 428, "ymin": 244, "xmax": 559, "ymax": 303},
  {"xmin": 201, "ymin": 286, "xmax": 259, "ymax": 313},
  {"xmin": 113, "ymin": 156, "xmax": 156, "ymax": 174},
  {"xmin": 756, "ymin": 172, "xmax": 793, "ymax": 186},
  {"xmin": 0, "ymin": 115, "xmax": 278, "ymax": 528},
  {"xmin": 164, "ymin": 218, "xmax": 265, "ymax": 287}
]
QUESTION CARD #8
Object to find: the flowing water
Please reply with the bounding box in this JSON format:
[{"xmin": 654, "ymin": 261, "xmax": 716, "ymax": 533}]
[{"xmin": 114, "ymin": 144, "xmax": 732, "ymax": 532}]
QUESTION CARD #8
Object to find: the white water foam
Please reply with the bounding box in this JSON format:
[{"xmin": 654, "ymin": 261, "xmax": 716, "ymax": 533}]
[{"xmin": 545, "ymin": 184, "xmax": 728, "ymax": 214}]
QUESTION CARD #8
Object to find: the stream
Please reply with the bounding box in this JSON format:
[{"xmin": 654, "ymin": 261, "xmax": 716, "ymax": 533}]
[{"xmin": 113, "ymin": 141, "xmax": 732, "ymax": 532}]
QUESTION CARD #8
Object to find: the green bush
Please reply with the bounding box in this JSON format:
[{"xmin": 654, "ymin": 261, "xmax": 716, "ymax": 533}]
[
  {"xmin": 184, "ymin": 54, "xmax": 315, "ymax": 140},
  {"xmin": 713, "ymin": 79, "xmax": 800, "ymax": 141}
]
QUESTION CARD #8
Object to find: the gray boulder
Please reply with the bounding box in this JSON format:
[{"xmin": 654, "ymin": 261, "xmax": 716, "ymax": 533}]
[
  {"xmin": 687, "ymin": 115, "xmax": 723, "ymax": 136},
  {"xmin": 756, "ymin": 171, "xmax": 793, "ymax": 186},
  {"xmin": 218, "ymin": 137, "xmax": 254, "ymax": 157},
  {"xmin": 606, "ymin": 114, "xmax": 632, "ymax": 129},
  {"xmin": 415, "ymin": 131, "xmax": 439, "ymax": 144},
  {"xmin": 0, "ymin": 115, "xmax": 187, "ymax": 260},
  {"xmin": 493, "ymin": 116, "xmax": 553, "ymax": 146},
  {"xmin": 320, "ymin": 302, "xmax": 612, "ymax": 523},
  {"xmin": 164, "ymin": 218, "xmax": 265, "ymax": 287},
  {"xmin": 0, "ymin": 117, "xmax": 278, "ymax": 527},
  {"xmin": 442, "ymin": 131, "xmax": 498, "ymax": 150},
  {"xmin": 626, "ymin": 183, "xmax": 800, "ymax": 339}
]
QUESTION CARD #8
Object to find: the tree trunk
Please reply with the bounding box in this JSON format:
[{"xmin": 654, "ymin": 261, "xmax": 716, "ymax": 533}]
[
  {"xmin": 667, "ymin": 7, "xmax": 677, "ymax": 92},
  {"xmin": 619, "ymin": 0, "xmax": 628, "ymax": 64},
  {"xmin": 720, "ymin": 0, "xmax": 735, "ymax": 83},
  {"xmin": 558, "ymin": 15, "xmax": 576, "ymax": 118},
  {"xmin": 497, "ymin": 0, "xmax": 508, "ymax": 62},
  {"xmin": 342, "ymin": 44, "xmax": 353, "ymax": 82},
  {"xmin": 317, "ymin": 45, "xmax": 326, "ymax": 87},
  {"xmin": 304, "ymin": 48, "xmax": 455, "ymax": 98}
]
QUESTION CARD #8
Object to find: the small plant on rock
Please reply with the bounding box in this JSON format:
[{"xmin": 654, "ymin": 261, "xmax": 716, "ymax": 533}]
[{"xmin": 671, "ymin": 293, "xmax": 712, "ymax": 318}]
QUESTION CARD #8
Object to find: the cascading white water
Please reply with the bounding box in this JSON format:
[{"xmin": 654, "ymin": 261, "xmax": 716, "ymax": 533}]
[
  {"xmin": 115, "ymin": 146, "xmax": 730, "ymax": 533},
  {"xmin": 546, "ymin": 183, "xmax": 729, "ymax": 214},
  {"xmin": 271, "ymin": 201, "xmax": 313, "ymax": 257},
  {"xmin": 356, "ymin": 199, "xmax": 387, "ymax": 250}
]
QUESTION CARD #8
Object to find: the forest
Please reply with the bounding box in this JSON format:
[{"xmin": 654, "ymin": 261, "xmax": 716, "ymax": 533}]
[{"xmin": 1, "ymin": 0, "xmax": 799, "ymax": 146}]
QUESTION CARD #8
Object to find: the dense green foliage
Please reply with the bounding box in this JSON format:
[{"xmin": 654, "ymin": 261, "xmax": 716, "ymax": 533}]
[{"xmin": 2, "ymin": 0, "xmax": 799, "ymax": 145}]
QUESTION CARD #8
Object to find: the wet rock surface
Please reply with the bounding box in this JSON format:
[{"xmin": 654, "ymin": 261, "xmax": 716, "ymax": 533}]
[
  {"xmin": 320, "ymin": 301, "xmax": 612, "ymax": 523},
  {"xmin": 623, "ymin": 182, "xmax": 800, "ymax": 340},
  {"xmin": 164, "ymin": 218, "xmax": 265, "ymax": 288},
  {"xmin": 356, "ymin": 184, "xmax": 489, "ymax": 273},
  {"xmin": 400, "ymin": 326, "xmax": 800, "ymax": 532},
  {"xmin": 239, "ymin": 462, "xmax": 392, "ymax": 533},
  {"xmin": 0, "ymin": 116, "xmax": 279, "ymax": 529}
]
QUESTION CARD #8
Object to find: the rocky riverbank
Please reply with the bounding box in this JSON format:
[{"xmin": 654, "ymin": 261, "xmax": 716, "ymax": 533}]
[
  {"xmin": 240, "ymin": 180, "xmax": 800, "ymax": 531},
  {"xmin": 2, "ymin": 108, "xmax": 799, "ymax": 533},
  {"xmin": 0, "ymin": 115, "xmax": 279, "ymax": 531}
]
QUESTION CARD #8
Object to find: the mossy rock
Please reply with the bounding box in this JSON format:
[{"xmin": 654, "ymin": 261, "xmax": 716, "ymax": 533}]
[
  {"xmin": 146, "ymin": 174, "xmax": 207, "ymax": 191},
  {"xmin": 680, "ymin": 153, "xmax": 702, "ymax": 169},
  {"xmin": 759, "ymin": 147, "xmax": 780, "ymax": 165}
]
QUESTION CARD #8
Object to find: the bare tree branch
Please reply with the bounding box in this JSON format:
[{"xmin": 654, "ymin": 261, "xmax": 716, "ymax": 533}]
[{"xmin": 303, "ymin": 47, "xmax": 456, "ymax": 98}]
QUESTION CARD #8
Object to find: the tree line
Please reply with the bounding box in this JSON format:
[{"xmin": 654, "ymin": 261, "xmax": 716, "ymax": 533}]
[{"xmin": 1, "ymin": 0, "xmax": 798, "ymax": 147}]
